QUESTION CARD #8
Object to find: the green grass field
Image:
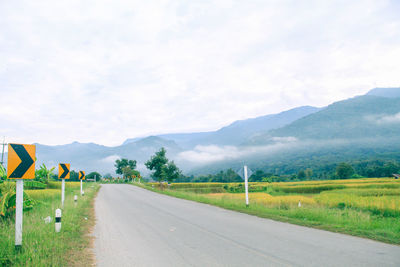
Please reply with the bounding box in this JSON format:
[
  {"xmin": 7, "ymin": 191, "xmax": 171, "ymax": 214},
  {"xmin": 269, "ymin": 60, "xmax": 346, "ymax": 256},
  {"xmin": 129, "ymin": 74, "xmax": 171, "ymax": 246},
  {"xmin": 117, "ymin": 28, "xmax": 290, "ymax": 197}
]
[
  {"xmin": 144, "ymin": 178, "xmax": 400, "ymax": 244},
  {"xmin": 0, "ymin": 181, "xmax": 99, "ymax": 266}
]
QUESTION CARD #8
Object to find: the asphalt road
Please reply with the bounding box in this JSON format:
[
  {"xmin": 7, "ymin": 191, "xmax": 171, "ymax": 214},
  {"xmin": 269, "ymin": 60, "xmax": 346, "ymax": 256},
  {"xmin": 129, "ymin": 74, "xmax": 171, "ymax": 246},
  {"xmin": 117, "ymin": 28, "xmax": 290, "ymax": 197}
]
[{"xmin": 94, "ymin": 184, "xmax": 400, "ymax": 267}]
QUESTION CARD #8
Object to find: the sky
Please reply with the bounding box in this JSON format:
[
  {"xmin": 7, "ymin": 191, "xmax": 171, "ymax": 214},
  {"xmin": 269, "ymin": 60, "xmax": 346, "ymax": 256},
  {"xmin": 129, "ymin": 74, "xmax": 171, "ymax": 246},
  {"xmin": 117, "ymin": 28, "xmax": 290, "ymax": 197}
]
[{"xmin": 1, "ymin": 0, "xmax": 400, "ymax": 147}]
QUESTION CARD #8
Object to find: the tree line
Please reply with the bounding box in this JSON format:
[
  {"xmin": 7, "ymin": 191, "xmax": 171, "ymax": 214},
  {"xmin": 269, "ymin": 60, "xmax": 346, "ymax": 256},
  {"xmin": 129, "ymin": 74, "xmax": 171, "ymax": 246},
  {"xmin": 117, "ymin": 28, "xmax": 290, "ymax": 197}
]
[
  {"xmin": 174, "ymin": 160, "xmax": 400, "ymax": 183},
  {"xmin": 3, "ymin": 148, "xmax": 397, "ymax": 184}
]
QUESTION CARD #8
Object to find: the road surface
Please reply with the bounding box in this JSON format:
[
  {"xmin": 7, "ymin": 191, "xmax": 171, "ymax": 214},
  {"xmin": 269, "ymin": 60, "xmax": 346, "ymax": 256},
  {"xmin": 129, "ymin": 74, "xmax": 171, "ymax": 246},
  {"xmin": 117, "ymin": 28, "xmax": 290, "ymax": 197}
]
[{"xmin": 94, "ymin": 184, "xmax": 400, "ymax": 266}]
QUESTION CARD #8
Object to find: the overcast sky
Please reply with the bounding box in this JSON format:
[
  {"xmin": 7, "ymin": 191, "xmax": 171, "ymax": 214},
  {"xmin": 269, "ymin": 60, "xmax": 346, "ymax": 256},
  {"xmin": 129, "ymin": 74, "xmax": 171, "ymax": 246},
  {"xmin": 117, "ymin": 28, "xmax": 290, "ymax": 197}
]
[{"xmin": 1, "ymin": 0, "xmax": 400, "ymax": 147}]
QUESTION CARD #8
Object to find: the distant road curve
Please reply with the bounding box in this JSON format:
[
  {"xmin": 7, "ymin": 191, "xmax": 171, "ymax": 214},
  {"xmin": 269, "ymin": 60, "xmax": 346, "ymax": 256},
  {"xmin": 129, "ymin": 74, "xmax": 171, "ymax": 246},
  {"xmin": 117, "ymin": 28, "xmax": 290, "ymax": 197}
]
[{"xmin": 94, "ymin": 185, "xmax": 400, "ymax": 267}]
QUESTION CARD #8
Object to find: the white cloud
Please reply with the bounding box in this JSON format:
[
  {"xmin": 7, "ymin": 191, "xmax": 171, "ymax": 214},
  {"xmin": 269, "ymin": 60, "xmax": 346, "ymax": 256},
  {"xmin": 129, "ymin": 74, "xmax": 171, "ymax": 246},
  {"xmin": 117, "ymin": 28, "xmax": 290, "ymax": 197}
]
[
  {"xmin": 177, "ymin": 138, "xmax": 300, "ymax": 164},
  {"xmin": 178, "ymin": 145, "xmax": 241, "ymax": 164},
  {"xmin": 1, "ymin": 0, "xmax": 400, "ymax": 146},
  {"xmin": 100, "ymin": 155, "xmax": 121, "ymax": 163},
  {"xmin": 272, "ymin": 136, "xmax": 298, "ymax": 143},
  {"xmin": 367, "ymin": 112, "xmax": 400, "ymax": 124},
  {"xmin": 175, "ymin": 137, "xmax": 383, "ymax": 166}
]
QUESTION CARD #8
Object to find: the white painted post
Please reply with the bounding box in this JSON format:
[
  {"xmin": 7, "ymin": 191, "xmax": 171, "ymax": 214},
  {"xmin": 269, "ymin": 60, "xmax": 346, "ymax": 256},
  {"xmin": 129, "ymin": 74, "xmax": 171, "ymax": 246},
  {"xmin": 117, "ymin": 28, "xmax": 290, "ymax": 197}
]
[
  {"xmin": 55, "ymin": 209, "xmax": 62, "ymax": 232},
  {"xmin": 80, "ymin": 180, "xmax": 83, "ymax": 196},
  {"xmin": 61, "ymin": 179, "xmax": 65, "ymax": 207},
  {"xmin": 244, "ymin": 165, "xmax": 249, "ymax": 207},
  {"xmin": 15, "ymin": 180, "xmax": 24, "ymax": 247},
  {"xmin": 74, "ymin": 195, "xmax": 78, "ymax": 202}
]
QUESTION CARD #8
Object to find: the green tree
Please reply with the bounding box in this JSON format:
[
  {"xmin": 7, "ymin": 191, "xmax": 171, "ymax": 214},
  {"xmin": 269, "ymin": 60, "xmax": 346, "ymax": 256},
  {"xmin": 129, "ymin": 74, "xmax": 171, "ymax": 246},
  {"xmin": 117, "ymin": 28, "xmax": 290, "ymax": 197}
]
[
  {"xmin": 336, "ymin": 163, "xmax": 355, "ymax": 179},
  {"xmin": 145, "ymin": 147, "xmax": 181, "ymax": 183},
  {"xmin": 103, "ymin": 173, "xmax": 112, "ymax": 179},
  {"xmin": 69, "ymin": 170, "xmax": 79, "ymax": 181},
  {"xmin": 297, "ymin": 170, "xmax": 306, "ymax": 180},
  {"xmin": 87, "ymin": 172, "xmax": 102, "ymax": 181},
  {"xmin": 249, "ymin": 170, "xmax": 270, "ymax": 182},
  {"xmin": 0, "ymin": 164, "xmax": 6, "ymax": 180},
  {"xmin": 115, "ymin": 158, "xmax": 137, "ymax": 176},
  {"xmin": 165, "ymin": 161, "xmax": 180, "ymax": 183},
  {"xmin": 122, "ymin": 166, "xmax": 140, "ymax": 181},
  {"xmin": 35, "ymin": 163, "xmax": 55, "ymax": 183},
  {"xmin": 382, "ymin": 162, "xmax": 399, "ymax": 177},
  {"xmin": 305, "ymin": 168, "xmax": 313, "ymax": 179}
]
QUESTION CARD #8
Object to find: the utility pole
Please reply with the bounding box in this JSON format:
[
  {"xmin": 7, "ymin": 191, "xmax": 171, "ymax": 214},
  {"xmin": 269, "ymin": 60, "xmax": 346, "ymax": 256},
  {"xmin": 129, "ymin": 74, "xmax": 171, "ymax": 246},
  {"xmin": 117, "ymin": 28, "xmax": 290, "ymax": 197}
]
[{"xmin": 1, "ymin": 137, "xmax": 6, "ymax": 167}]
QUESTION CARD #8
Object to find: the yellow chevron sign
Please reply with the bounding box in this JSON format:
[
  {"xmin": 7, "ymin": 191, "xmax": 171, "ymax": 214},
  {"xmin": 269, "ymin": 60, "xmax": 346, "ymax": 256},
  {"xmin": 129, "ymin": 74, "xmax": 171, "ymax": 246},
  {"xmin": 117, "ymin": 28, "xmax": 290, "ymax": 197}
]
[
  {"xmin": 79, "ymin": 171, "xmax": 85, "ymax": 180},
  {"xmin": 7, "ymin": 144, "xmax": 36, "ymax": 179},
  {"xmin": 58, "ymin": 163, "xmax": 70, "ymax": 179}
]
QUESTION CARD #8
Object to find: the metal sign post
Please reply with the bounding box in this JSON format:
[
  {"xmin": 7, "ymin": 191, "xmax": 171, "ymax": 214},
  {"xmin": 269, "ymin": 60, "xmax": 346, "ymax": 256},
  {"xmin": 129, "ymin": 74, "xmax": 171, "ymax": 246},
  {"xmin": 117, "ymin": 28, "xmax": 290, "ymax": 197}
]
[
  {"xmin": 79, "ymin": 171, "xmax": 85, "ymax": 196},
  {"xmin": 61, "ymin": 179, "xmax": 65, "ymax": 207},
  {"xmin": 0, "ymin": 137, "xmax": 6, "ymax": 166},
  {"xmin": 58, "ymin": 163, "xmax": 70, "ymax": 208},
  {"xmin": 15, "ymin": 180, "xmax": 23, "ymax": 246},
  {"xmin": 7, "ymin": 143, "xmax": 36, "ymax": 248},
  {"xmin": 237, "ymin": 165, "xmax": 252, "ymax": 207},
  {"xmin": 244, "ymin": 165, "xmax": 249, "ymax": 207}
]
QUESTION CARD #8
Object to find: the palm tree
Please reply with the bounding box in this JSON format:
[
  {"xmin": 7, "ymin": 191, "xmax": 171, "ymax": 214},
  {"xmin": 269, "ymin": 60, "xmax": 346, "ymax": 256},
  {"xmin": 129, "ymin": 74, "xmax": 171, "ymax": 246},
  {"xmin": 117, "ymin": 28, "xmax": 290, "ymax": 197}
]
[
  {"xmin": 0, "ymin": 164, "xmax": 6, "ymax": 180},
  {"xmin": 38, "ymin": 163, "xmax": 55, "ymax": 183}
]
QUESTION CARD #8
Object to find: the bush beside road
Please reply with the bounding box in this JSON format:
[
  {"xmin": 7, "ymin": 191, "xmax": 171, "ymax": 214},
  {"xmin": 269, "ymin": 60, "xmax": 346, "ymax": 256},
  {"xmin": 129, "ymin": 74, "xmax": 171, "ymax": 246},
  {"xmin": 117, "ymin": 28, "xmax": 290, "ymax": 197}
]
[{"xmin": 0, "ymin": 182, "xmax": 99, "ymax": 266}]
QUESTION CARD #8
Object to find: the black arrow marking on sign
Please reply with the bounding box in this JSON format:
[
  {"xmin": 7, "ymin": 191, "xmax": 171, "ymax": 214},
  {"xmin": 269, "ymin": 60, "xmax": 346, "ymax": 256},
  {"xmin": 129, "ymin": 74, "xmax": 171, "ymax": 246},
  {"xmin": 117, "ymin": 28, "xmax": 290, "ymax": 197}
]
[
  {"xmin": 60, "ymin": 164, "xmax": 70, "ymax": 179},
  {"xmin": 79, "ymin": 171, "xmax": 84, "ymax": 179},
  {"xmin": 9, "ymin": 144, "xmax": 34, "ymax": 178}
]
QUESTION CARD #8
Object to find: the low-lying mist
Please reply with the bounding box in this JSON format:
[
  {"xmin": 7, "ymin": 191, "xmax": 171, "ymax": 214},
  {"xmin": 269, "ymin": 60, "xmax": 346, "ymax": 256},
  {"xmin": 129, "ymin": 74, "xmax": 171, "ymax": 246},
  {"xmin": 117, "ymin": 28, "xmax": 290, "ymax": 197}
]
[{"xmin": 176, "ymin": 136, "xmax": 400, "ymax": 175}]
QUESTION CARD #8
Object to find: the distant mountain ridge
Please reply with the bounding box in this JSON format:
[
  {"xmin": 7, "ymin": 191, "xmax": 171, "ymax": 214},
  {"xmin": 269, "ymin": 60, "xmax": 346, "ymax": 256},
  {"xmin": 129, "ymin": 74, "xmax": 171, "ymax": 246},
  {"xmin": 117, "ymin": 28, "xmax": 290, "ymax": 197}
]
[
  {"xmin": 34, "ymin": 136, "xmax": 182, "ymax": 176},
  {"xmin": 190, "ymin": 87, "xmax": 400, "ymax": 175},
  {"xmin": 31, "ymin": 105, "xmax": 322, "ymax": 175},
  {"xmin": 25, "ymin": 87, "xmax": 400, "ymax": 177},
  {"xmin": 247, "ymin": 94, "xmax": 400, "ymax": 144},
  {"xmin": 124, "ymin": 106, "xmax": 321, "ymax": 148},
  {"xmin": 367, "ymin": 87, "xmax": 400, "ymax": 98}
]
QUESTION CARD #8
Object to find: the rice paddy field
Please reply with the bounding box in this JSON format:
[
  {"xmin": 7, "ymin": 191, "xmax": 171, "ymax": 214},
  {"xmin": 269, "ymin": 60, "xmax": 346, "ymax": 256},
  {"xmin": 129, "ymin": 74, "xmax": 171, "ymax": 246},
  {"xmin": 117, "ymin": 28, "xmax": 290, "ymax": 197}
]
[
  {"xmin": 0, "ymin": 181, "xmax": 99, "ymax": 266},
  {"xmin": 146, "ymin": 178, "xmax": 400, "ymax": 244}
]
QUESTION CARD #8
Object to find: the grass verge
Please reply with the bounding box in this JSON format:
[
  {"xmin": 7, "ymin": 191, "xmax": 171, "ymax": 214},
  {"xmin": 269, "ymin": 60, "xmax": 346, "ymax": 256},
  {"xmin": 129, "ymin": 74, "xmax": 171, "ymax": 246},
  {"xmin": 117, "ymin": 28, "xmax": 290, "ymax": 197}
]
[
  {"xmin": 0, "ymin": 183, "xmax": 100, "ymax": 266},
  {"xmin": 134, "ymin": 183, "xmax": 400, "ymax": 245}
]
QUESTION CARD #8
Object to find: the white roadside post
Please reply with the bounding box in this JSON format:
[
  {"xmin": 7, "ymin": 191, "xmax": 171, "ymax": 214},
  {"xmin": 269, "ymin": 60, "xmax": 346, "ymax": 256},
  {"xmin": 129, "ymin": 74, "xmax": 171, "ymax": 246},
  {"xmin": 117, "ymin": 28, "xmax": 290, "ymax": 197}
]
[
  {"xmin": 55, "ymin": 209, "xmax": 62, "ymax": 232},
  {"xmin": 15, "ymin": 180, "xmax": 24, "ymax": 247},
  {"xmin": 80, "ymin": 179, "xmax": 83, "ymax": 195},
  {"xmin": 6, "ymin": 143, "xmax": 36, "ymax": 249},
  {"xmin": 244, "ymin": 165, "xmax": 249, "ymax": 207}
]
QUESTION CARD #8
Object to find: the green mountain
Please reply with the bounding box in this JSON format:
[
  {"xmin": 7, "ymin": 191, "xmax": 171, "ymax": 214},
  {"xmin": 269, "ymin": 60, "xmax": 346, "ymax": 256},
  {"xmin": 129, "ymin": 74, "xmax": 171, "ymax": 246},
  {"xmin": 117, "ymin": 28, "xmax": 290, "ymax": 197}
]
[
  {"xmin": 247, "ymin": 95, "xmax": 400, "ymax": 144},
  {"xmin": 190, "ymin": 88, "xmax": 400, "ymax": 176}
]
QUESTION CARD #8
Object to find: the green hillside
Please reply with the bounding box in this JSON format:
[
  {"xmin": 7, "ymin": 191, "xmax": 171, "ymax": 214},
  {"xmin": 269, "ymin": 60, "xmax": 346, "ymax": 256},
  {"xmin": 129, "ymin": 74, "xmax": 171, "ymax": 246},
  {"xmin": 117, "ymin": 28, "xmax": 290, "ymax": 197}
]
[
  {"xmin": 192, "ymin": 91, "xmax": 400, "ymax": 178},
  {"xmin": 248, "ymin": 95, "xmax": 400, "ymax": 144}
]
